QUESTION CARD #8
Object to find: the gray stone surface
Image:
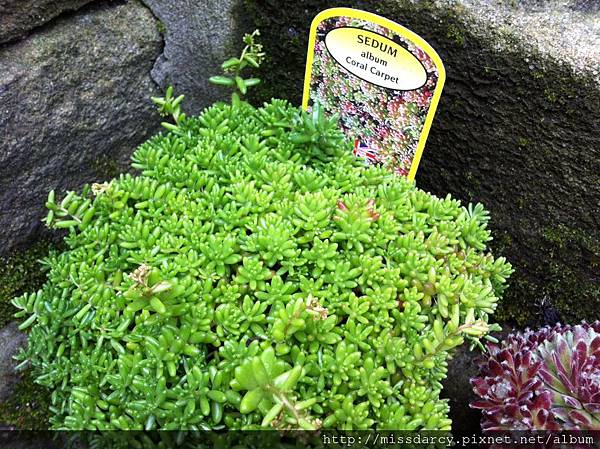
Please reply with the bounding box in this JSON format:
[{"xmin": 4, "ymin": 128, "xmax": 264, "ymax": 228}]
[
  {"xmin": 446, "ymin": 0, "xmax": 600, "ymax": 84},
  {"xmin": 0, "ymin": 0, "xmax": 162, "ymax": 254},
  {"xmin": 142, "ymin": 0, "xmax": 245, "ymax": 114},
  {"xmin": 0, "ymin": 322, "xmax": 26, "ymax": 401},
  {"xmin": 0, "ymin": 0, "xmax": 96, "ymax": 44}
]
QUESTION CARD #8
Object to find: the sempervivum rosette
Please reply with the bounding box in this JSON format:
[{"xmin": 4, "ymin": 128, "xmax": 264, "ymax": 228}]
[{"xmin": 471, "ymin": 322, "xmax": 600, "ymax": 430}]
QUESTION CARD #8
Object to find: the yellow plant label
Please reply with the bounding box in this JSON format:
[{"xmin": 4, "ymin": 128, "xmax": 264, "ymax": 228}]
[{"xmin": 303, "ymin": 8, "xmax": 445, "ymax": 179}]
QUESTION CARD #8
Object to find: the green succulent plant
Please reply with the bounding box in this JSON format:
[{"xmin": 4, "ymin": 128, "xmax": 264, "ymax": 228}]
[
  {"xmin": 209, "ymin": 29, "xmax": 265, "ymax": 105},
  {"xmin": 13, "ymin": 31, "xmax": 512, "ymax": 432}
]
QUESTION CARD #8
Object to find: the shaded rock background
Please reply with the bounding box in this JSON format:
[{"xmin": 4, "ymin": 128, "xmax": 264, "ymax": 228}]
[
  {"xmin": 441, "ymin": 344, "xmax": 482, "ymax": 435},
  {"xmin": 0, "ymin": 322, "xmax": 26, "ymax": 402},
  {"xmin": 143, "ymin": 0, "xmax": 245, "ymax": 114}
]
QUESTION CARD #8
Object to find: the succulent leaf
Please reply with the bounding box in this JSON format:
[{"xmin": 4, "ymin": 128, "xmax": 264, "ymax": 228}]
[
  {"xmin": 471, "ymin": 321, "xmax": 600, "ymax": 431},
  {"xmin": 16, "ymin": 96, "xmax": 511, "ymax": 431}
]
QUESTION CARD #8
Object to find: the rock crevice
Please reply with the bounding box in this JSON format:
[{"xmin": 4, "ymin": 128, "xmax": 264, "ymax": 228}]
[
  {"xmin": 141, "ymin": 0, "xmax": 246, "ymax": 114},
  {"xmin": 0, "ymin": 0, "xmax": 98, "ymax": 44}
]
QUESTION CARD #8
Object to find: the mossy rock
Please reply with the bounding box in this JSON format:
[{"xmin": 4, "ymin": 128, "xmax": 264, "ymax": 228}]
[
  {"xmin": 0, "ymin": 368, "xmax": 50, "ymax": 429},
  {"xmin": 0, "ymin": 241, "xmax": 54, "ymax": 329},
  {"xmin": 244, "ymin": 0, "xmax": 600, "ymax": 327},
  {"xmin": 0, "ymin": 242, "xmax": 54, "ymax": 429}
]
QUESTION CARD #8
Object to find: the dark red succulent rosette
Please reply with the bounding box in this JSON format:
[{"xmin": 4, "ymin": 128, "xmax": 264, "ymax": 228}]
[
  {"xmin": 471, "ymin": 321, "xmax": 600, "ymax": 434},
  {"xmin": 471, "ymin": 335, "xmax": 557, "ymax": 431}
]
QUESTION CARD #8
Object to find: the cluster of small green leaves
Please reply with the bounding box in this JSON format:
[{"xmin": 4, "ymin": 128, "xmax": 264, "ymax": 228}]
[
  {"xmin": 209, "ymin": 30, "xmax": 264, "ymax": 100},
  {"xmin": 151, "ymin": 86, "xmax": 186, "ymax": 132},
  {"xmin": 14, "ymin": 97, "xmax": 512, "ymax": 431}
]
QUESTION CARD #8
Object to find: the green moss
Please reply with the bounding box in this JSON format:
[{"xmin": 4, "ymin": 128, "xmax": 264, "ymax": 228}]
[
  {"xmin": 0, "ymin": 369, "xmax": 50, "ymax": 429},
  {"xmin": 491, "ymin": 229, "xmax": 513, "ymax": 254},
  {"xmin": 544, "ymin": 268, "xmax": 600, "ymax": 322},
  {"xmin": 92, "ymin": 154, "xmax": 121, "ymax": 180},
  {"xmin": 156, "ymin": 20, "xmax": 167, "ymax": 35},
  {"xmin": 543, "ymin": 224, "xmax": 600, "ymax": 263},
  {"xmin": 544, "ymin": 88, "xmax": 557, "ymax": 103},
  {"xmin": 493, "ymin": 277, "xmax": 538, "ymax": 326},
  {"xmin": 532, "ymin": 70, "xmax": 545, "ymax": 80},
  {"xmin": 446, "ymin": 24, "xmax": 465, "ymax": 46},
  {"xmin": 541, "ymin": 225, "xmax": 600, "ymax": 320},
  {"xmin": 463, "ymin": 171, "xmax": 480, "ymax": 201},
  {"xmin": 0, "ymin": 241, "xmax": 53, "ymax": 328},
  {"xmin": 493, "ymin": 223, "xmax": 600, "ymax": 327},
  {"xmin": 0, "ymin": 242, "xmax": 53, "ymax": 429}
]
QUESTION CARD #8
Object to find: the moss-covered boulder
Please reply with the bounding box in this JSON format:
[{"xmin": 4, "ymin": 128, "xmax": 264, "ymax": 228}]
[{"xmin": 245, "ymin": 0, "xmax": 600, "ymax": 327}]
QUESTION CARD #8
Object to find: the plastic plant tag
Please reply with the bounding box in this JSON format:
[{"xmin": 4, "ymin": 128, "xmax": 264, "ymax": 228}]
[{"xmin": 303, "ymin": 8, "xmax": 445, "ymax": 179}]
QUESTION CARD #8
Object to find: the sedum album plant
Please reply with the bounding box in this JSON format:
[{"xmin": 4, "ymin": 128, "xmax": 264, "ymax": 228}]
[
  {"xmin": 13, "ymin": 32, "xmax": 512, "ymax": 431},
  {"xmin": 471, "ymin": 321, "xmax": 600, "ymax": 431}
]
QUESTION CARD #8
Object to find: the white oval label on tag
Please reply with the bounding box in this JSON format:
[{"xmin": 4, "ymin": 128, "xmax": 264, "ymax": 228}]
[{"xmin": 325, "ymin": 27, "xmax": 427, "ymax": 90}]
